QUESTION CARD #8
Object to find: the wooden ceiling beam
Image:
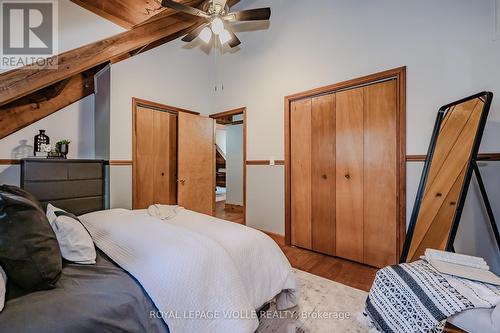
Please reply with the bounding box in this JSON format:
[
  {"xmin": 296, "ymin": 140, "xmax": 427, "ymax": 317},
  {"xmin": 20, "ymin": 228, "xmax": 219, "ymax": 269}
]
[
  {"xmin": 0, "ymin": 65, "xmax": 103, "ymax": 139},
  {"xmin": 71, "ymin": 0, "xmax": 204, "ymax": 29},
  {"xmin": 0, "ymin": 12, "xmax": 202, "ymax": 107}
]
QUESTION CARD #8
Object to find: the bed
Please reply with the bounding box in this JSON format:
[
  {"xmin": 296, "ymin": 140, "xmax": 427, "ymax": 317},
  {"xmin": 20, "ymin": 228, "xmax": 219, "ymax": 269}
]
[
  {"xmin": 0, "ymin": 159, "xmax": 298, "ymax": 333},
  {"xmin": 0, "ymin": 250, "xmax": 168, "ymax": 333}
]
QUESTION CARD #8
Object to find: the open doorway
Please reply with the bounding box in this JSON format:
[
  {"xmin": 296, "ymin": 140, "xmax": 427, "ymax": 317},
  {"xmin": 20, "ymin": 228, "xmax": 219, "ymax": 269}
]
[{"xmin": 210, "ymin": 108, "xmax": 246, "ymax": 225}]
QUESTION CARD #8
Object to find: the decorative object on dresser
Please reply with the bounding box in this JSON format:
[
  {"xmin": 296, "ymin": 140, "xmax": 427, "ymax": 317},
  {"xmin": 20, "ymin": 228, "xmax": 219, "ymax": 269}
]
[
  {"xmin": 20, "ymin": 159, "xmax": 105, "ymax": 215},
  {"xmin": 400, "ymin": 92, "xmax": 499, "ymax": 263},
  {"xmin": 56, "ymin": 140, "xmax": 71, "ymax": 159},
  {"xmin": 33, "ymin": 130, "xmax": 50, "ymax": 157}
]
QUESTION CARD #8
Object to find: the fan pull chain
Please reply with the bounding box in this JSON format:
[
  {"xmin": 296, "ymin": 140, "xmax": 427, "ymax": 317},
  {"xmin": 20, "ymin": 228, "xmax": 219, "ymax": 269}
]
[{"xmin": 214, "ymin": 36, "xmax": 218, "ymax": 92}]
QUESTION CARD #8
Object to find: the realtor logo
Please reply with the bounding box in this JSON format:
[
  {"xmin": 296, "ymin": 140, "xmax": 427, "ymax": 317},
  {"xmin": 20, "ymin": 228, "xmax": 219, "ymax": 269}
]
[{"xmin": 1, "ymin": 0, "xmax": 58, "ymax": 69}]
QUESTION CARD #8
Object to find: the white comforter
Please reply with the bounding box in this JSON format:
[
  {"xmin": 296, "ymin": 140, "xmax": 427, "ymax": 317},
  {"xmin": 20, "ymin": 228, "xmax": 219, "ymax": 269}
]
[{"xmin": 80, "ymin": 208, "xmax": 298, "ymax": 333}]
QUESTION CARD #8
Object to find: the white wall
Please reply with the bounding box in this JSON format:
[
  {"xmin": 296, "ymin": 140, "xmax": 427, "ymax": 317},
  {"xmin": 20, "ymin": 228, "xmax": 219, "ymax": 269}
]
[
  {"xmin": 109, "ymin": 39, "xmax": 213, "ymax": 208},
  {"xmin": 226, "ymin": 124, "xmax": 244, "ymax": 205},
  {"xmin": 1, "ymin": 0, "xmax": 498, "ymax": 268},
  {"xmin": 0, "ymin": 95, "xmax": 95, "ymax": 185},
  {"xmin": 213, "ymin": 0, "xmax": 500, "ymax": 266},
  {"xmin": 0, "ymin": 0, "xmax": 124, "ymax": 74}
]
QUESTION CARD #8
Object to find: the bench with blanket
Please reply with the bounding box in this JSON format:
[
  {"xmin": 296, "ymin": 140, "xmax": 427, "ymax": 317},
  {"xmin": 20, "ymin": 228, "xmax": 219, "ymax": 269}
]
[{"xmin": 364, "ymin": 260, "xmax": 500, "ymax": 333}]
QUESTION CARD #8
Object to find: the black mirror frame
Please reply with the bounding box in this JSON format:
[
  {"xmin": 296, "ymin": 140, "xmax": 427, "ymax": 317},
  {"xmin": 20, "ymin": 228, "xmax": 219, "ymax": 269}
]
[{"xmin": 400, "ymin": 91, "xmax": 494, "ymax": 263}]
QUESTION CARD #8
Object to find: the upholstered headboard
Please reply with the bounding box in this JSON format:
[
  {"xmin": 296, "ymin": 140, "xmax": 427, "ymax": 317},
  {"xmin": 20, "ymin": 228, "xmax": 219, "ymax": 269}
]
[{"xmin": 21, "ymin": 159, "xmax": 105, "ymax": 215}]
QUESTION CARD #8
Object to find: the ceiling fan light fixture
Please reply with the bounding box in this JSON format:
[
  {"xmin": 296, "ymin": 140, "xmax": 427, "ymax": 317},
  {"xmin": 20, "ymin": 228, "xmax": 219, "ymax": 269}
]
[
  {"xmin": 219, "ymin": 29, "xmax": 232, "ymax": 44},
  {"xmin": 211, "ymin": 17, "xmax": 224, "ymax": 35},
  {"xmin": 199, "ymin": 26, "xmax": 213, "ymax": 43}
]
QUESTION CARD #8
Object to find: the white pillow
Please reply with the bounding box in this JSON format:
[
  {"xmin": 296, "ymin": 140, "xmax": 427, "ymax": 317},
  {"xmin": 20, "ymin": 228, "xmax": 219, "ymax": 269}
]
[
  {"xmin": 46, "ymin": 204, "xmax": 96, "ymax": 265},
  {"xmin": 0, "ymin": 265, "xmax": 6, "ymax": 312}
]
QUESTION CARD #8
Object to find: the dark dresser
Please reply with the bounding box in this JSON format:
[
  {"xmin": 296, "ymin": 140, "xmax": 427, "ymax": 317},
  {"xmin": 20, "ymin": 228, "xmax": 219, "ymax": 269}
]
[{"xmin": 21, "ymin": 159, "xmax": 105, "ymax": 215}]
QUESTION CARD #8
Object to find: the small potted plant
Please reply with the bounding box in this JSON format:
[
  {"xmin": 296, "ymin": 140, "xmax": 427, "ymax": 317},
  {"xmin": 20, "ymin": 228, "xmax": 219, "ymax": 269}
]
[{"xmin": 56, "ymin": 139, "xmax": 71, "ymax": 159}]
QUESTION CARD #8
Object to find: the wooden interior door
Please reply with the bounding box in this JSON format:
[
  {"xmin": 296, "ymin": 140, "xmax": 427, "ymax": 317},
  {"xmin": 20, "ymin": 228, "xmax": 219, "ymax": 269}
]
[
  {"xmin": 178, "ymin": 112, "xmax": 215, "ymax": 215},
  {"xmin": 134, "ymin": 106, "xmax": 177, "ymax": 209},
  {"xmin": 335, "ymin": 87, "xmax": 364, "ymax": 263},
  {"xmin": 290, "ymin": 98, "xmax": 312, "ymax": 249},
  {"xmin": 311, "ymin": 94, "xmax": 336, "ymax": 256},
  {"xmin": 363, "ymin": 80, "xmax": 397, "ymax": 267}
]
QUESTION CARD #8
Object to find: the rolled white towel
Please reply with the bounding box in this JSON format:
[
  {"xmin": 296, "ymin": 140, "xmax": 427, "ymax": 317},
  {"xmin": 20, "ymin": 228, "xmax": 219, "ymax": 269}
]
[{"xmin": 147, "ymin": 204, "xmax": 182, "ymax": 220}]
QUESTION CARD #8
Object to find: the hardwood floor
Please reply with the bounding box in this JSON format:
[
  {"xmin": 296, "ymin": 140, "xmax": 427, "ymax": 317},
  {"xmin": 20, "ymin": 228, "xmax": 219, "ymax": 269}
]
[
  {"xmin": 215, "ymin": 208, "xmax": 462, "ymax": 332},
  {"xmin": 269, "ymin": 233, "xmax": 377, "ymax": 292},
  {"xmin": 215, "ymin": 200, "xmax": 245, "ymax": 224},
  {"xmin": 215, "ymin": 207, "xmax": 378, "ymax": 292}
]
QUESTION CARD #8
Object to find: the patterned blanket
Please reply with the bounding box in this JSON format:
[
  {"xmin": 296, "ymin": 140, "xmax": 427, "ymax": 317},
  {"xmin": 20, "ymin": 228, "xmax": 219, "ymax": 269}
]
[{"xmin": 364, "ymin": 260, "xmax": 500, "ymax": 333}]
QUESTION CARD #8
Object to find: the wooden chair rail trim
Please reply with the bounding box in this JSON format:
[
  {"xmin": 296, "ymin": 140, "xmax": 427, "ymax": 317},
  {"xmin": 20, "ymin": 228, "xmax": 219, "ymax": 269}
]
[
  {"xmin": 246, "ymin": 160, "xmax": 285, "ymax": 166},
  {"xmin": 2, "ymin": 155, "xmax": 498, "ymax": 166},
  {"xmin": 0, "ymin": 159, "xmax": 21, "ymax": 165},
  {"xmin": 109, "ymin": 160, "xmax": 133, "ymax": 166}
]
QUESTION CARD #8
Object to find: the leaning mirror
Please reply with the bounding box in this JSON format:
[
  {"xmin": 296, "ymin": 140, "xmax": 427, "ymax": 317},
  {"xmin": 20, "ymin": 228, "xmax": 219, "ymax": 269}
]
[{"xmin": 401, "ymin": 92, "xmax": 494, "ymax": 263}]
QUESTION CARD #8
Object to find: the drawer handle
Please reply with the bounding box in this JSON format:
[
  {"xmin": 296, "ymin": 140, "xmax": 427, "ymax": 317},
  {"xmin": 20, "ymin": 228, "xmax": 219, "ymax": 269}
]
[
  {"xmin": 322, "ymin": 174, "xmax": 328, "ymax": 180},
  {"xmin": 345, "ymin": 174, "xmax": 351, "ymax": 180}
]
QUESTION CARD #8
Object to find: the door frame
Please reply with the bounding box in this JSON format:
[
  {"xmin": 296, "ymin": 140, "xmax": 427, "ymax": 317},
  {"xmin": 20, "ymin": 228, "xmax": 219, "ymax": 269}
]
[
  {"xmin": 132, "ymin": 97, "xmax": 199, "ymax": 209},
  {"xmin": 210, "ymin": 107, "xmax": 247, "ymax": 224},
  {"xmin": 284, "ymin": 67, "xmax": 407, "ymax": 256}
]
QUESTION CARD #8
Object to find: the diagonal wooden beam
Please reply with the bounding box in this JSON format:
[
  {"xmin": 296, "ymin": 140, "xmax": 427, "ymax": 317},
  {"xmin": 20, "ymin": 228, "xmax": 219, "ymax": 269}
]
[
  {"xmin": 0, "ymin": 11, "xmax": 202, "ymax": 107},
  {"xmin": 0, "ymin": 66, "xmax": 103, "ymax": 139},
  {"xmin": 111, "ymin": 23, "xmax": 196, "ymax": 64}
]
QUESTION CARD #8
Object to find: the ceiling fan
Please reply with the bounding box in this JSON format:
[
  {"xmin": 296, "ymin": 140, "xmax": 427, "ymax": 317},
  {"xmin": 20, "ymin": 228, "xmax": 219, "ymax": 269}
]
[{"xmin": 161, "ymin": 0, "xmax": 271, "ymax": 48}]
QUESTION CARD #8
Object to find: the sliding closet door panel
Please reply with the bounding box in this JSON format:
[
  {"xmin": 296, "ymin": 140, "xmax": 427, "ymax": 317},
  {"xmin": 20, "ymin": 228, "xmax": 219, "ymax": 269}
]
[
  {"xmin": 311, "ymin": 94, "xmax": 336, "ymax": 255},
  {"xmin": 363, "ymin": 80, "xmax": 397, "ymax": 268},
  {"xmin": 291, "ymin": 99, "xmax": 312, "ymax": 249},
  {"xmin": 335, "ymin": 88, "xmax": 364, "ymax": 263},
  {"xmin": 178, "ymin": 113, "xmax": 215, "ymax": 216},
  {"xmin": 153, "ymin": 110, "xmax": 177, "ymax": 205},
  {"xmin": 134, "ymin": 106, "xmax": 155, "ymax": 209}
]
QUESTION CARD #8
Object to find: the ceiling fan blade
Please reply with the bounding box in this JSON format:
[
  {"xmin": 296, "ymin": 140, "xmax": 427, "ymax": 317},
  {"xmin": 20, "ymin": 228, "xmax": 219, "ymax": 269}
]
[
  {"xmin": 227, "ymin": 30, "xmax": 241, "ymax": 48},
  {"xmin": 224, "ymin": 8, "xmax": 271, "ymax": 22},
  {"xmin": 161, "ymin": 0, "xmax": 210, "ymax": 18},
  {"xmin": 181, "ymin": 23, "xmax": 209, "ymax": 42}
]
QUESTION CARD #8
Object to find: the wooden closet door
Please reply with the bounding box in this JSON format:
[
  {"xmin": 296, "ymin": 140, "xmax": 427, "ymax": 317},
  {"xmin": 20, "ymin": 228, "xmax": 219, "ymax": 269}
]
[
  {"xmin": 290, "ymin": 98, "xmax": 312, "ymax": 249},
  {"xmin": 311, "ymin": 94, "xmax": 336, "ymax": 255},
  {"xmin": 335, "ymin": 88, "xmax": 364, "ymax": 263},
  {"xmin": 363, "ymin": 80, "xmax": 397, "ymax": 267},
  {"xmin": 134, "ymin": 106, "xmax": 177, "ymax": 209},
  {"xmin": 153, "ymin": 110, "xmax": 177, "ymax": 205}
]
